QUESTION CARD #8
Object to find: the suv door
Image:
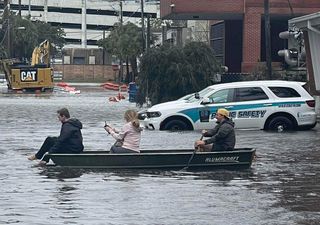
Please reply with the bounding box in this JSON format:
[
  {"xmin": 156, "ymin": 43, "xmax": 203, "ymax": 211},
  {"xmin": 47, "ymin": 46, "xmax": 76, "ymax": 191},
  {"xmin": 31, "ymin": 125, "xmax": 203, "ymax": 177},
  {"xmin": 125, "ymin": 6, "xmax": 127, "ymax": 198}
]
[
  {"xmin": 233, "ymin": 87, "xmax": 272, "ymax": 128},
  {"xmin": 196, "ymin": 88, "xmax": 235, "ymax": 130}
]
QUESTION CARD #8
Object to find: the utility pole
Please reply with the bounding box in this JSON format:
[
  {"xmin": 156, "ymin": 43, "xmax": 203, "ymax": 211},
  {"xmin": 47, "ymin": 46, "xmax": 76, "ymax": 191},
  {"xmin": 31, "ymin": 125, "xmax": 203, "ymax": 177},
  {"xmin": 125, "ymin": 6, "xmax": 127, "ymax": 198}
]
[
  {"xmin": 120, "ymin": 0, "xmax": 123, "ymax": 24},
  {"xmin": 28, "ymin": 0, "xmax": 31, "ymax": 17},
  {"xmin": 146, "ymin": 15, "xmax": 151, "ymax": 52},
  {"xmin": 119, "ymin": 0, "xmax": 123, "ymax": 83},
  {"xmin": 102, "ymin": 30, "xmax": 105, "ymax": 65},
  {"xmin": 141, "ymin": 0, "xmax": 145, "ymax": 51},
  {"xmin": 7, "ymin": 17, "xmax": 10, "ymax": 58},
  {"xmin": 4, "ymin": 0, "xmax": 11, "ymax": 58},
  {"xmin": 81, "ymin": 0, "xmax": 87, "ymax": 48},
  {"xmin": 264, "ymin": 0, "xmax": 272, "ymax": 79},
  {"xmin": 18, "ymin": 0, "xmax": 21, "ymax": 17}
]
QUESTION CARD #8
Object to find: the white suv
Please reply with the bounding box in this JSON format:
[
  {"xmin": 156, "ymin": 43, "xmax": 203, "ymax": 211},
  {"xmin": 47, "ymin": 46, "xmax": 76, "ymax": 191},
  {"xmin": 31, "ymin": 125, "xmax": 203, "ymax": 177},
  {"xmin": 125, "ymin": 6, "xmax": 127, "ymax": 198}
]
[{"xmin": 139, "ymin": 80, "xmax": 317, "ymax": 131}]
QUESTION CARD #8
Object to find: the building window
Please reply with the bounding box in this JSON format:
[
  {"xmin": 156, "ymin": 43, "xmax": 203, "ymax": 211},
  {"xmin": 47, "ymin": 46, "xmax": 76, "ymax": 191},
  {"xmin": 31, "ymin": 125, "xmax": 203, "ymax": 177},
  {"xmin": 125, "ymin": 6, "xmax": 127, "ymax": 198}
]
[
  {"xmin": 89, "ymin": 56, "xmax": 96, "ymax": 65},
  {"xmin": 210, "ymin": 22, "xmax": 225, "ymax": 65},
  {"xmin": 73, "ymin": 57, "xmax": 85, "ymax": 65},
  {"xmin": 63, "ymin": 56, "xmax": 71, "ymax": 64}
]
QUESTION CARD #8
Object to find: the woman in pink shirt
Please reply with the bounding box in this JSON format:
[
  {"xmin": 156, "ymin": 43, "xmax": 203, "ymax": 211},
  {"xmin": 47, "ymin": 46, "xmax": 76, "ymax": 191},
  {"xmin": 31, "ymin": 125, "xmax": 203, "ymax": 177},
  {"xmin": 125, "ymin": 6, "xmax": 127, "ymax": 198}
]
[{"xmin": 104, "ymin": 109, "xmax": 142, "ymax": 153}]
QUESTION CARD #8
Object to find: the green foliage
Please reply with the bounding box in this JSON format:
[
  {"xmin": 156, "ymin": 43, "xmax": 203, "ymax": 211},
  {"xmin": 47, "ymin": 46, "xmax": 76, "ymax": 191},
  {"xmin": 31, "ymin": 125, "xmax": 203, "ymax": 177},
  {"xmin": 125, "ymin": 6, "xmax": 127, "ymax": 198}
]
[
  {"xmin": 98, "ymin": 22, "xmax": 144, "ymax": 81},
  {"xmin": 0, "ymin": 45, "xmax": 7, "ymax": 59},
  {"xmin": 98, "ymin": 22, "xmax": 143, "ymax": 61},
  {"xmin": 137, "ymin": 42, "xmax": 222, "ymax": 105},
  {"xmin": 98, "ymin": 22, "xmax": 158, "ymax": 81},
  {"xmin": 0, "ymin": 14, "xmax": 66, "ymax": 60},
  {"xmin": 11, "ymin": 16, "xmax": 38, "ymax": 59},
  {"xmin": 33, "ymin": 21, "xmax": 66, "ymax": 50}
]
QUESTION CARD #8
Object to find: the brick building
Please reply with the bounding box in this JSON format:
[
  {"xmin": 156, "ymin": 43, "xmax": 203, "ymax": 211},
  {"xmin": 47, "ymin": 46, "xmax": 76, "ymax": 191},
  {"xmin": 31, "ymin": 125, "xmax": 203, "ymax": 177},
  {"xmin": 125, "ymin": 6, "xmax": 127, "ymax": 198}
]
[{"xmin": 160, "ymin": 0, "xmax": 320, "ymax": 73}]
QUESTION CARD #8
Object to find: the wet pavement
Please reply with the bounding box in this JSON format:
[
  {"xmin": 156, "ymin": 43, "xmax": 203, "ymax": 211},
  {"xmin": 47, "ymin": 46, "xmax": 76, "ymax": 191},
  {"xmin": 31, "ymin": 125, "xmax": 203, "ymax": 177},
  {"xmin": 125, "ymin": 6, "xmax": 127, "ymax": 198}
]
[{"xmin": 0, "ymin": 85, "xmax": 319, "ymax": 225}]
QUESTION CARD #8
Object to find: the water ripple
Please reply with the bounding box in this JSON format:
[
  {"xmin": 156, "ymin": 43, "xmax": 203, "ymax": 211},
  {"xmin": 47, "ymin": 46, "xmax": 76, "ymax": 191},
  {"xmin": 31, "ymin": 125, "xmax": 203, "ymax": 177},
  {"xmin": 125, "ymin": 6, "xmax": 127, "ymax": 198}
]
[{"xmin": 0, "ymin": 86, "xmax": 319, "ymax": 224}]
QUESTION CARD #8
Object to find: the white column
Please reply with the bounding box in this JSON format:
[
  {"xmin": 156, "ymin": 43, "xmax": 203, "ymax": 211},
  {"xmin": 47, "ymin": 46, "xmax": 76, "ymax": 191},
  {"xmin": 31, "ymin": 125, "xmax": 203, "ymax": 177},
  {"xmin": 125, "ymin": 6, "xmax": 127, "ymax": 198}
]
[
  {"xmin": 28, "ymin": 0, "xmax": 31, "ymax": 16},
  {"xmin": 43, "ymin": 0, "xmax": 48, "ymax": 22},
  {"xmin": 81, "ymin": 0, "xmax": 87, "ymax": 48}
]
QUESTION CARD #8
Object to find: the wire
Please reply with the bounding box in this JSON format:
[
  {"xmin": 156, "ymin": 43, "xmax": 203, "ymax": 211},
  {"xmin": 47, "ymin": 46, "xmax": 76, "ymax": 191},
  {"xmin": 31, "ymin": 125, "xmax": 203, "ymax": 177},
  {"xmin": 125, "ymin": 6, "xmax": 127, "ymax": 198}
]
[
  {"xmin": 287, "ymin": 0, "xmax": 294, "ymax": 17},
  {"xmin": 0, "ymin": 22, "xmax": 9, "ymax": 45},
  {"xmin": 0, "ymin": 29, "xmax": 8, "ymax": 45}
]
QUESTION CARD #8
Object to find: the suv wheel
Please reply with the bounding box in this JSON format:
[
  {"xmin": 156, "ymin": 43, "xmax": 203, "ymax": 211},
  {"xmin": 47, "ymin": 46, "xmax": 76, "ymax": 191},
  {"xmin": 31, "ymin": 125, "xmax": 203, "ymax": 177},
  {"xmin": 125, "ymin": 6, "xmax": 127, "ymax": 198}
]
[
  {"xmin": 267, "ymin": 116, "xmax": 294, "ymax": 131},
  {"xmin": 163, "ymin": 120, "xmax": 188, "ymax": 131}
]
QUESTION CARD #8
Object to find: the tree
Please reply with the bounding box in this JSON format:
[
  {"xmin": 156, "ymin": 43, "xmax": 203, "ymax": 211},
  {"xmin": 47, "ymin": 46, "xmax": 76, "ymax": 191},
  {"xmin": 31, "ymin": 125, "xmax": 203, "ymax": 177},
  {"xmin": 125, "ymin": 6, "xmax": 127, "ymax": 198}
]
[
  {"xmin": 98, "ymin": 22, "xmax": 157, "ymax": 82},
  {"xmin": 33, "ymin": 21, "xmax": 66, "ymax": 53},
  {"xmin": 137, "ymin": 42, "xmax": 222, "ymax": 105},
  {"xmin": 0, "ymin": 14, "xmax": 65, "ymax": 60},
  {"xmin": 98, "ymin": 22, "xmax": 143, "ymax": 82},
  {"xmin": 11, "ymin": 16, "xmax": 38, "ymax": 59}
]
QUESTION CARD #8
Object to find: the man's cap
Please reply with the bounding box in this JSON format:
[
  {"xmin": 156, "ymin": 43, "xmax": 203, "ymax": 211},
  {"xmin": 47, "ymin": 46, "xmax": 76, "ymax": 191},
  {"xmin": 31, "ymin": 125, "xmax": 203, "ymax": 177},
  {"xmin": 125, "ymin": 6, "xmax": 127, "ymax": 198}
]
[{"xmin": 217, "ymin": 108, "xmax": 230, "ymax": 118}]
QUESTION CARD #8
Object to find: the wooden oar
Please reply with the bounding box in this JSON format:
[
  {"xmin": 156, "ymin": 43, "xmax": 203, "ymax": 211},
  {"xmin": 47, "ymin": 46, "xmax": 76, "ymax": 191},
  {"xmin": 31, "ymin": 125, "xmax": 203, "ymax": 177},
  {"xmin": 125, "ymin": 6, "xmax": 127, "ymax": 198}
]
[{"xmin": 182, "ymin": 135, "xmax": 204, "ymax": 170}]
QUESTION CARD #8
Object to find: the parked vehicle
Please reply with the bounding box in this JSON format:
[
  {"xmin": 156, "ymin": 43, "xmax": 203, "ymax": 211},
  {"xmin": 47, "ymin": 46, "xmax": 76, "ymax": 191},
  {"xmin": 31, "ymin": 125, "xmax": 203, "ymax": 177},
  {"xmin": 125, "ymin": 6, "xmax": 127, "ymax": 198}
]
[
  {"xmin": 139, "ymin": 80, "xmax": 317, "ymax": 131},
  {"xmin": 177, "ymin": 85, "xmax": 215, "ymax": 102},
  {"xmin": 138, "ymin": 85, "xmax": 215, "ymax": 120},
  {"xmin": 0, "ymin": 40, "xmax": 53, "ymax": 92}
]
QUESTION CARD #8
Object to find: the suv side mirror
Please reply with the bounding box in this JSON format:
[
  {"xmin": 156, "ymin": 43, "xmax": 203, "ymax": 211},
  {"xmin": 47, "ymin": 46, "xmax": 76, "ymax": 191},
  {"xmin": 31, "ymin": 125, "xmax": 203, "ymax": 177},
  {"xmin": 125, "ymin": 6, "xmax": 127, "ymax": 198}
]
[
  {"xmin": 195, "ymin": 92, "xmax": 200, "ymax": 99},
  {"xmin": 201, "ymin": 97, "xmax": 211, "ymax": 105}
]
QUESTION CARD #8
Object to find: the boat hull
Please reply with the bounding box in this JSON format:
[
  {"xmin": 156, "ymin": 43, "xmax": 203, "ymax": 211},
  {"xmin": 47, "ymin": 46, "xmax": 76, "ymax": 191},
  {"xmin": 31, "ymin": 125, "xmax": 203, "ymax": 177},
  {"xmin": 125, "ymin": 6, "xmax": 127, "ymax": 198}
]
[{"xmin": 46, "ymin": 148, "xmax": 255, "ymax": 170}]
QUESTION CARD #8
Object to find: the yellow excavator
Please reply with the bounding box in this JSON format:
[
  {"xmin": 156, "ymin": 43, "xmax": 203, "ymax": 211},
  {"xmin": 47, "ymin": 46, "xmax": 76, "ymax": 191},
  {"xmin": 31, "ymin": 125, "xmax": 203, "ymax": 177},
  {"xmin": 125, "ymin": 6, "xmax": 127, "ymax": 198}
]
[{"xmin": 1, "ymin": 40, "xmax": 54, "ymax": 92}]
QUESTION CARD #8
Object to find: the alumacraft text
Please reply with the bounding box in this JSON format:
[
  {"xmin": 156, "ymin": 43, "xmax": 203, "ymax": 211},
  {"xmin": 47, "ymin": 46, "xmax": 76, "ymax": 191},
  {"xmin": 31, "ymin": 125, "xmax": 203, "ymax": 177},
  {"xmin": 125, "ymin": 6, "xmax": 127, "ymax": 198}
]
[{"xmin": 205, "ymin": 156, "xmax": 239, "ymax": 163}]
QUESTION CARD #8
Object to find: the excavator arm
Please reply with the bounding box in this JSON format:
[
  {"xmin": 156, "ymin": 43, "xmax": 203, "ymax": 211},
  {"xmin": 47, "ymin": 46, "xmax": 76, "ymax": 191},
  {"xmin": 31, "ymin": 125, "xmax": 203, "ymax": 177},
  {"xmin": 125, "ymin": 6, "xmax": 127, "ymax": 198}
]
[
  {"xmin": 0, "ymin": 40, "xmax": 53, "ymax": 92},
  {"xmin": 31, "ymin": 40, "xmax": 50, "ymax": 66}
]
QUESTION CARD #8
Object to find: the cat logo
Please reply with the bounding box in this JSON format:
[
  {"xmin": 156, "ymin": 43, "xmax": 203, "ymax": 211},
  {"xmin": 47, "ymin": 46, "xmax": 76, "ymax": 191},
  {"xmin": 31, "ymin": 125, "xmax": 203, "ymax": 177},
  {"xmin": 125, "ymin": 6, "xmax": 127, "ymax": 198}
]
[{"xmin": 20, "ymin": 70, "xmax": 37, "ymax": 82}]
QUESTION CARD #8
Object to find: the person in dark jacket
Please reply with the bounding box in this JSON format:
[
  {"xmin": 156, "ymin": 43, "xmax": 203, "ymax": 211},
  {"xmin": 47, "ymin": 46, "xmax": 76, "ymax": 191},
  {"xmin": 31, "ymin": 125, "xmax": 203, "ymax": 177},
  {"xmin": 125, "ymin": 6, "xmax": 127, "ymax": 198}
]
[
  {"xmin": 194, "ymin": 108, "xmax": 235, "ymax": 151},
  {"xmin": 28, "ymin": 108, "xmax": 84, "ymax": 164}
]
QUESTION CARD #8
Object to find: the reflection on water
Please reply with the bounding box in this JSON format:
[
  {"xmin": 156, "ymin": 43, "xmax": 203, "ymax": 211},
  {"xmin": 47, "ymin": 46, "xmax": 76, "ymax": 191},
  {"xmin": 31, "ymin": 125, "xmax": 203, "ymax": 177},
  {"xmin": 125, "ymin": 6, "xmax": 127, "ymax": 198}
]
[
  {"xmin": 0, "ymin": 86, "xmax": 319, "ymax": 225},
  {"xmin": 39, "ymin": 167, "xmax": 84, "ymax": 180}
]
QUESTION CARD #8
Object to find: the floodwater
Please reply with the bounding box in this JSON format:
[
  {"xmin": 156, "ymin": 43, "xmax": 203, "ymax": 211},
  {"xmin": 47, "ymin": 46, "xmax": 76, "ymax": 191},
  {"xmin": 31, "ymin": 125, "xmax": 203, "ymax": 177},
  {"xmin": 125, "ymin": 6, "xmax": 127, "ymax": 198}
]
[{"xmin": 0, "ymin": 85, "xmax": 319, "ymax": 225}]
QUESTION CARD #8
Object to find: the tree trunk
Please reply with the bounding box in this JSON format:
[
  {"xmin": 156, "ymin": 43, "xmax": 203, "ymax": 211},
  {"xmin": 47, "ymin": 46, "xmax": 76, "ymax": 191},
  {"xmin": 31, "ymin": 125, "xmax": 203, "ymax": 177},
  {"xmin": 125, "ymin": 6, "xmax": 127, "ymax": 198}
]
[{"xmin": 125, "ymin": 56, "xmax": 130, "ymax": 83}]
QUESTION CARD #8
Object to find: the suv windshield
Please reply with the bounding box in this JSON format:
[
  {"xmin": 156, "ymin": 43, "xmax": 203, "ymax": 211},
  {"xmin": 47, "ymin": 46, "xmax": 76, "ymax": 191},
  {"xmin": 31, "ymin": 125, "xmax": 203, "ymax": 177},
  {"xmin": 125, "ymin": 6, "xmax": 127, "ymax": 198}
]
[{"xmin": 187, "ymin": 87, "xmax": 215, "ymax": 102}]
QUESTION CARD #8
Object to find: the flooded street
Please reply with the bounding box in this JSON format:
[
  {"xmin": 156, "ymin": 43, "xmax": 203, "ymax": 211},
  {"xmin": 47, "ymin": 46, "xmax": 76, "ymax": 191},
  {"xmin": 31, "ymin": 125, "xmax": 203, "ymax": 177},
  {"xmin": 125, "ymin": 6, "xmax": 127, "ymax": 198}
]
[{"xmin": 0, "ymin": 85, "xmax": 319, "ymax": 225}]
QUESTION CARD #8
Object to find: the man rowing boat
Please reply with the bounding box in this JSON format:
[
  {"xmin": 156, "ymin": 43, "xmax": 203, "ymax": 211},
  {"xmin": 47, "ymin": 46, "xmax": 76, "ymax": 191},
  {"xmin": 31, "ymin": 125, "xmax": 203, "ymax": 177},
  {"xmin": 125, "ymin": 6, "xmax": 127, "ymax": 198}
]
[{"xmin": 194, "ymin": 108, "xmax": 235, "ymax": 152}]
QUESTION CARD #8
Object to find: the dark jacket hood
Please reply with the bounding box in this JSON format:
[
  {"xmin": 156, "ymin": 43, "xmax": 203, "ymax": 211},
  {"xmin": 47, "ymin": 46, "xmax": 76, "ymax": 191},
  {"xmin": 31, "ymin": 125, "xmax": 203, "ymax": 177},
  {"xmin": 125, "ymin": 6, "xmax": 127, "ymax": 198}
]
[
  {"xmin": 217, "ymin": 118, "xmax": 235, "ymax": 127},
  {"xmin": 65, "ymin": 118, "xmax": 83, "ymax": 129},
  {"xmin": 223, "ymin": 119, "xmax": 235, "ymax": 127}
]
